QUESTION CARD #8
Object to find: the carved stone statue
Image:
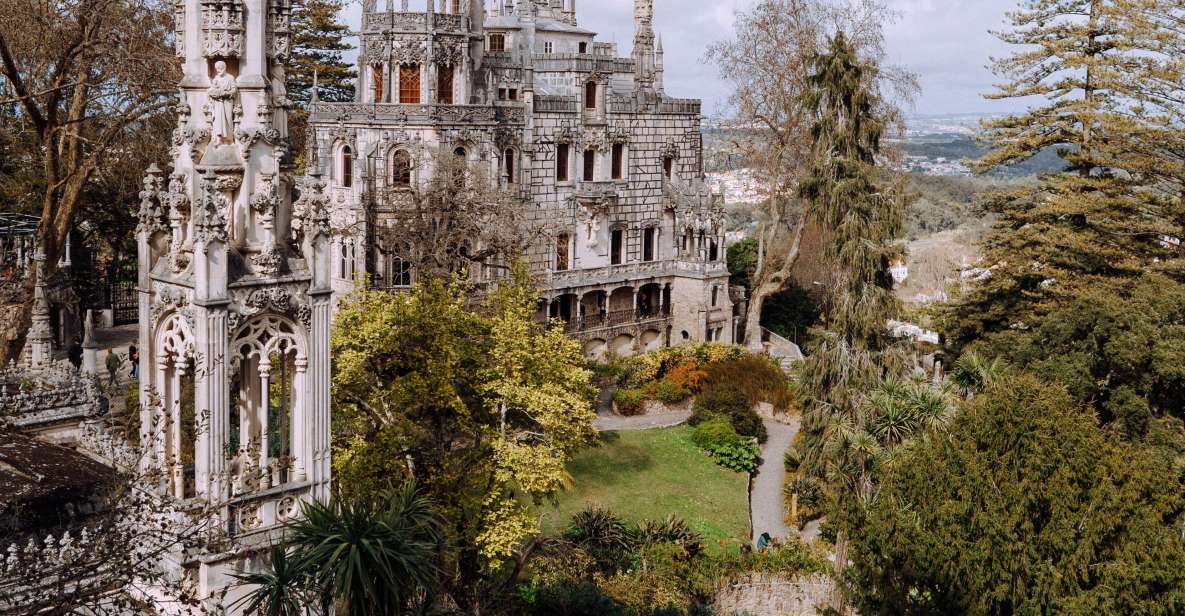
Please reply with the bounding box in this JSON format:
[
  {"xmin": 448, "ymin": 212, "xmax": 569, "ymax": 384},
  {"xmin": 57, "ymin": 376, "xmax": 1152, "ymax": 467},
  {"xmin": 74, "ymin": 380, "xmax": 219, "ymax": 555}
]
[
  {"xmin": 208, "ymin": 61, "xmax": 238, "ymax": 143},
  {"xmin": 585, "ymin": 212, "xmax": 600, "ymax": 247}
]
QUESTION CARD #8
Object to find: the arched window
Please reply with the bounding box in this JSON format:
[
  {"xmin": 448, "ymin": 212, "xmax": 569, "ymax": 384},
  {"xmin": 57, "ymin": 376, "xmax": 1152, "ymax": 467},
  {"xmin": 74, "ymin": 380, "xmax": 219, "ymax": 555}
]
[
  {"xmin": 663, "ymin": 156, "xmax": 674, "ymax": 179},
  {"xmin": 583, "ymin": 149, "xmax": 595, "ymax": 182},
  {"xmin": 399, "ymin": 64, "xmax": 421, "ymax": 103},
  {"xmin": 390, "ymin": 254, "xmax": 413, "ymax": 287},
  {"xmin": 437, "ymin": 64, "xmax": 455, "ymax": 104},
  {"xmin": 454, "ymin": 147, "xmax": 467, "ymax": 158},
  {"xmin": 372, "ymin": 65, "xmax": 383, "ymax": 102},
  {"xmin": 504, "ymin": 148, "xmax": 516, "ymax": 184},
  {"xmin": 584, "ymin": 81, "xmax": 597, "ymax": 109},
  {"xmin": 391, "ymin": 150, "xmax": 412, "ymax": 186},
  {"xmin": 339, "ymin": 242, "xmax": 348, "ymax": 279},
  {"xmin": 555, "ymin": 233, "xmax": 570, "ymax": 271},
  {"xmin": 340, "ymin": 145, "xmax": 353, "ymax": 188}
]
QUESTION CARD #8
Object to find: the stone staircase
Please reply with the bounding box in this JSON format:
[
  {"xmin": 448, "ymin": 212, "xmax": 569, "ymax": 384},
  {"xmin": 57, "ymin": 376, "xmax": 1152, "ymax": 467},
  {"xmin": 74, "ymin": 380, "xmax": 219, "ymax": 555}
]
[{"xmin": 761, "ymin": 327, "xmax": 804, "ymax": 375}]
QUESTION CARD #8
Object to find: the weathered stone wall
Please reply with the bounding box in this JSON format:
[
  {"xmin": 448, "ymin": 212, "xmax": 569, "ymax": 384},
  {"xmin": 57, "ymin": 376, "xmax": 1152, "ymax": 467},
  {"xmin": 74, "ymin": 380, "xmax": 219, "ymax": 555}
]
[{"xmin": 714, "ymin": 574, "xmax": 836, "ymax": 616}]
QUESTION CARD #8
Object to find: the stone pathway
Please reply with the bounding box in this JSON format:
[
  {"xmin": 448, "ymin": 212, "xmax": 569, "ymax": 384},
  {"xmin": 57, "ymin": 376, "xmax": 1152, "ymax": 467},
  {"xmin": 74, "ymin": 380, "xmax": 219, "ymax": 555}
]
[
  {"xmin": 593, "ymin": 410, "xmax": 692, "ymax": 432},
  {"xmin": 751, "ymin": 417, "xmax": 798, "ymax": 543}
]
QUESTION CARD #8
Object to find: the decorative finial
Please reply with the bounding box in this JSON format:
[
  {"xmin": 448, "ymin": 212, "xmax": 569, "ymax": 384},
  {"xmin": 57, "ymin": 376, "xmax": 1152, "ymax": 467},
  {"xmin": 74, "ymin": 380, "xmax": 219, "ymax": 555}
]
[{"xmin": 311, "ymin": 70, "xmax": 320, "ymax": 104}]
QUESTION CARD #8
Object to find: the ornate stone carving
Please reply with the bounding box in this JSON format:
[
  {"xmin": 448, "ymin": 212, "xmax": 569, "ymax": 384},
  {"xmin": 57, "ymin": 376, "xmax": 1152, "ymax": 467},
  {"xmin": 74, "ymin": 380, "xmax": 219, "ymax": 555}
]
[
  {"xmin": 150, "ymin": 286, "xmax": 190, "ymax": 325},
  {"xmin": 200, "ymin": 0, "xmax": 245, "ymax": 57},
  {"xmin": 251, "ymin": 248, "xmax": 283, "ymax": 276},
  {"xmin": 293, "ymin": 172, "xmax": 330, "ymax": 247},
  {"xmin": 391, "ymin": 36, "xmax": 427, "ymax": 66},
  {"xmin": 137, "ymin": 166, "xmax": 167, "ymax": 235},
  {"xmin": 174, "ymin": 0, "xmax": 186, "ymax": 57},
  {"xmin": 659, "ymin": 139, "xmax": 679, "ymax": 160},
  {"xmin": 193, "ymin": 171, "xmax": 232, "ymax": 244},
  {"xmin": 434, "ymin": 39, "xmax": 464, "ymax": 67},
  {"xmin": 493, "ymin": 127, "xmax": 521, "ymax": 152},
  {"xmin": 245, "ymin": 288, "xmax": 290, "ymax": 313},
  {"xmin": 360, "ymin": 34, "xmax": 388, "ymax": 64},
  {"xmin": 581, "ymin": 128, "xmax": 607, "ymax": 153},
  {"xmin": 267, "ymin": 0, "xmax": 291, "ymax": 60}
]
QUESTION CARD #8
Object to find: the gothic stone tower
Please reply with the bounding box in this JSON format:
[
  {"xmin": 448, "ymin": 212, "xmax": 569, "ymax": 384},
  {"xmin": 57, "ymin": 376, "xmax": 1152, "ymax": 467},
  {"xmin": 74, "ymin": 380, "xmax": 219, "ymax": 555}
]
[{"xmin": 135, "ymin": 0, "xmax": 334, "ymax": 603}]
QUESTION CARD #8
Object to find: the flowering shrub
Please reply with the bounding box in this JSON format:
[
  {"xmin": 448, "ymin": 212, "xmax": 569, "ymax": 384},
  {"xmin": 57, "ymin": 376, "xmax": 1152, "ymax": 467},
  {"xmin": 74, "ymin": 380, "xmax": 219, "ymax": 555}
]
[
  {"xmin": 665, "ymin": 361, "xmax": 709, "ymax": 394},
  {"xmin": 613, "ymin": 388, "xmax": 648, "ymax": 416}
]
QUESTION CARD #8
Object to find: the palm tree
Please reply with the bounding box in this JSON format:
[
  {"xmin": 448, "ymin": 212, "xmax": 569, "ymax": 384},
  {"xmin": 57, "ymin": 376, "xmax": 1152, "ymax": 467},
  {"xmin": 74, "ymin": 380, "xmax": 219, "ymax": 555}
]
[
  {"xmin": 950, "ymin": 352, "xmax": 1010, "ymax": 398},
  {"xmin": 231, "ymin": 545, "xmax": 312, "ymax": 616},
  {"xmin": 289, "ymin": 483, "xmax": 444, "ymax": 615},
  {"xmin": 235, "ymin": 482, "xmax": 444, "ymax": 616}
]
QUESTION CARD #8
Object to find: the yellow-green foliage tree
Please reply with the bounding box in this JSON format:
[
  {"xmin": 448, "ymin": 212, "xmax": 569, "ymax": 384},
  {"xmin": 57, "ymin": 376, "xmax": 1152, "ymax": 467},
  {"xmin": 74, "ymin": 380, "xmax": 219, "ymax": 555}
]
[{"xmin": 331, "ymin": 268, "xmax": 597, "ymax": 610}]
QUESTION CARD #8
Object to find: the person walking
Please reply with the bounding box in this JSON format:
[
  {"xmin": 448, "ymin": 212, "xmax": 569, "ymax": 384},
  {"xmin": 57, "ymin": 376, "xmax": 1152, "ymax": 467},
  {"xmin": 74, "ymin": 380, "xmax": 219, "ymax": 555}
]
[
  {"xmin": 105, "ymin": 348, "xmax": 121, "ymax": 385},
  {"xmin": 129, "ymin": 344, "xmax": 139, "ymax": 380}
]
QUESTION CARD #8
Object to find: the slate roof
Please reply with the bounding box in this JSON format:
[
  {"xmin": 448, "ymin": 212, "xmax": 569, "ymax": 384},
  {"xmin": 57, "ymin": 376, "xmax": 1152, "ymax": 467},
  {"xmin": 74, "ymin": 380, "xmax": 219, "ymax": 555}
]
[{"xmin": 0, "ymin": 431, "xmax": 111, "ymax": 509}]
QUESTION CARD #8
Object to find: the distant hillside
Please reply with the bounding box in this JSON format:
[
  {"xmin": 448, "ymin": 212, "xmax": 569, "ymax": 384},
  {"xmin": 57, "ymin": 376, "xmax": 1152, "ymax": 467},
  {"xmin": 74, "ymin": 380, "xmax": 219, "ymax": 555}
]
[
  {"xmin": 706, "ymin": 113, "xmax": 1068, "ymax": 179},
  {"xmin": 899, "ymin": 133, "xmax": 1065, "ymax": 179}
]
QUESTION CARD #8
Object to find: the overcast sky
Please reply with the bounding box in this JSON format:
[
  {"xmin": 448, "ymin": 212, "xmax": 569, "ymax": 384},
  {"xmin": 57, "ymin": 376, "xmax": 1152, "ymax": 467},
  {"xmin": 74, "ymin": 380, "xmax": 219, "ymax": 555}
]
[{"xmin": 345, "ymin": 0, "xmax": 1023, "ymax": 116}]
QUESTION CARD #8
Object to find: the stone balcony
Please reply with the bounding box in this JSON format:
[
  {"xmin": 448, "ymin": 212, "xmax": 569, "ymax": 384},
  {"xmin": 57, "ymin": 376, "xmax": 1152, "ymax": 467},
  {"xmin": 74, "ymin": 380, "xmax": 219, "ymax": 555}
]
[
  {"xmin": 542, "ymin": 259, "xmax": 729, "ymax": 291},
  {"xmin": 561, "ymin": 307, "xmax": 672, "ymax": 340},
  {"xmin": 575, "ymin": 180, "xmax": 618, "ymax": 202},
  {"xmin": 309, "ymin": 102, "xmax": 526, "ymax": 126},
  {"xmin": 362, "ymin": 11, "xmax": 468, "ymax": 34}
]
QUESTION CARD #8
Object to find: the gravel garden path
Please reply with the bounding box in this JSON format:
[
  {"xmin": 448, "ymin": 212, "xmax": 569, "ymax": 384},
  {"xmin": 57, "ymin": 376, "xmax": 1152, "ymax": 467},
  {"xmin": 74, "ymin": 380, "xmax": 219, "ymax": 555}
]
[
  {"xmin": 751, "ymin": 417, "xmax": 798, "ymax": 543},
  {"xmin": 592, "ymin": 410, "xmax": 692, "ymax": 431}
]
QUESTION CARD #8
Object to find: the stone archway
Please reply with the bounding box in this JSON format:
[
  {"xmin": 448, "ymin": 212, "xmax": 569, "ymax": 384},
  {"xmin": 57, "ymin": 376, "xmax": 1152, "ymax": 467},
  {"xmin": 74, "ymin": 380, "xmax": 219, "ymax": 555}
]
[
  {"xmin": 230, "ymin": 314, "xmax": 309, "ymax": 493},
  {"xmin": 583, "ymin": 338, "xmax": 608, "ymax": 361},
  {"xmin": 609, "ymin": 333, "xmax": 635, "ymax": 357},
  {"xmin": 152, "ymin": 312, "xmax": 196, "ymax": 499},
  {"xmin": 639, "ymin": 329, "xmax": 663, "ymax": 352}
]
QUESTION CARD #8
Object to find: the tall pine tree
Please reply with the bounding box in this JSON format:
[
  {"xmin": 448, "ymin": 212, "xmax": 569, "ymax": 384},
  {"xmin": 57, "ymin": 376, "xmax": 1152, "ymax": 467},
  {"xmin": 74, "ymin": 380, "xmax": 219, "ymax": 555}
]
[
  {"xmin": 289, "ymin": 0, "xmax": 355, "ymax": 106},
  {"xmin": 941, "ymin": 0, "xmax": 1185, "ymax": 355},
  {"xmin": 790, "ymin": 32, "xmax": 907, "ymax": 607}
]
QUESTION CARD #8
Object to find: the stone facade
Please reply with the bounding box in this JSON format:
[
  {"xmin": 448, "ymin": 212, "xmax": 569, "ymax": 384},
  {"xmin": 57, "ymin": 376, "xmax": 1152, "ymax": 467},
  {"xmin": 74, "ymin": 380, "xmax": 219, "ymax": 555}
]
[
  {"xmin": 310, "ymin": 0, "xmax": 735, "ymax": 357},
  {"xmin": 134, "ymin": 0, "xmax": 334, "ymax": 607}
]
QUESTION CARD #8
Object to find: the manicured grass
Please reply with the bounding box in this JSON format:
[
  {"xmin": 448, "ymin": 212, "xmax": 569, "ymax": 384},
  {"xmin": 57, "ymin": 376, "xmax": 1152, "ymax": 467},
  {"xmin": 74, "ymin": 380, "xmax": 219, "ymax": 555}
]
[{"xmin": 541, "ymin": 426, "xmax": 750, "ymax": 549}]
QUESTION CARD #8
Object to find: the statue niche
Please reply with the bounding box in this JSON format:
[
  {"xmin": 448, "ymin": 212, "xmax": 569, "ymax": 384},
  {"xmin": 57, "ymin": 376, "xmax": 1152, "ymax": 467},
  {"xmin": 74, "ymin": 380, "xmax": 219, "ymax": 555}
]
[{"xmin": 208, "ymin": 60, "xmax": 239, "ymax": 144}]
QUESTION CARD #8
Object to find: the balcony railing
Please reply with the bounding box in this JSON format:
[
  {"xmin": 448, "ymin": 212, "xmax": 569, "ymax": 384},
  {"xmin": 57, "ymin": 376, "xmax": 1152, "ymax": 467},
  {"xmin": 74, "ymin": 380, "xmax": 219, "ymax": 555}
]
[{"xmin": 562, "ymin": 306, "xmax": 671, "ymax": 333}]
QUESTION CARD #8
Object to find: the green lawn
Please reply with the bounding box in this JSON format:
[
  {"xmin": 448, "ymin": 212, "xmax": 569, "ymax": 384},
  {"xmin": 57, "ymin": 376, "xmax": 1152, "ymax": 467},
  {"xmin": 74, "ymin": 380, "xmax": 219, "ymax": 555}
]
[{"xmin": 541, "ymin": 426, "xmax": 750, "ymax": 549}]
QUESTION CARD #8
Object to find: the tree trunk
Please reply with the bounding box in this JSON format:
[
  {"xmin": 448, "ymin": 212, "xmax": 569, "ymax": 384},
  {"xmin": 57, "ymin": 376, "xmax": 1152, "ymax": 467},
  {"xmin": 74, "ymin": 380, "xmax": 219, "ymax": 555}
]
[
  {"xmin": 832, "ymin": 528, "xmax": 850, "ymax": 614},
  {"xmin": 742, "ymin": 217, "xmax": 808, "ymax": 349}
]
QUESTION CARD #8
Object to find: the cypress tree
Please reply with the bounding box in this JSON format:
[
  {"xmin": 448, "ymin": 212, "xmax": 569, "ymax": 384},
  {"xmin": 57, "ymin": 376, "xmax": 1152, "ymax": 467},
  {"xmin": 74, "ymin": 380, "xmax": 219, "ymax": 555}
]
[{"xmin": 791, "ymin": 31, "xmax": 907, "ymax": 605}]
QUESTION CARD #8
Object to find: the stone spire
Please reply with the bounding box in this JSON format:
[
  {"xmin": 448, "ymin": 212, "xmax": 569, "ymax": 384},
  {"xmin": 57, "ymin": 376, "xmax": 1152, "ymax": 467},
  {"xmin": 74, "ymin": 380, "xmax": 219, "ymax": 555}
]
[
  {"xmin": 27, "ymin": 249, "xmax": 53, "ymax": 368},
  {"xmin": 81, "ymin": 309, "xmax": 97, "ymax": 375},
  {"xmin": 633, "ymin": 0, "xmax": 657, "ymax": 95}
]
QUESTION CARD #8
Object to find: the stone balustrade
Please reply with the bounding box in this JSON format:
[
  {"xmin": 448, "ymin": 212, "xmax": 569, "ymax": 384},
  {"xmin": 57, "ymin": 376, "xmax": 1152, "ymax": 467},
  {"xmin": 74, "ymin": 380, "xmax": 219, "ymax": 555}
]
[
  {"xmin": 362, "ymin": 11, "xmax": 468, "ymax": 33},
  {"xmin": 309, "ymin": 102, "xmax": 525, "ymax": 126},
  {"xmin": 543, "ymin": 259, "xmax": 728, "ymax": 290},
  {"xmin": 0, "ymin": 362, "xmax": 101, "ymax": 428}
]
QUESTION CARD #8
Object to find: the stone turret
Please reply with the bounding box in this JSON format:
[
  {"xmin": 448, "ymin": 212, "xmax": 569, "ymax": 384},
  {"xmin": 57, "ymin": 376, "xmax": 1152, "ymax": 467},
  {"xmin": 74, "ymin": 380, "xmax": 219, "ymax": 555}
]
[
  {"xmin": 633, "ymin": 0, "xmax": 657, "ymax": 95},
  {"xmin": 136, "ymin": 0, "xmax": 333, "ymax": 609}
]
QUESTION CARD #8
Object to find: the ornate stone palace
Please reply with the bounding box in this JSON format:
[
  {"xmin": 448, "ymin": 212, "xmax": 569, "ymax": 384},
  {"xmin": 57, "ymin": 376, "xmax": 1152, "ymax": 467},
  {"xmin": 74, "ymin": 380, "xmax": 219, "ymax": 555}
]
[
  {"xmin": 310, "ymin": 0, "xmax": 735, "ymax": 357},
  {"xmin": 133, "ymin": 0, "xmax": 334, "ymax": 605}
]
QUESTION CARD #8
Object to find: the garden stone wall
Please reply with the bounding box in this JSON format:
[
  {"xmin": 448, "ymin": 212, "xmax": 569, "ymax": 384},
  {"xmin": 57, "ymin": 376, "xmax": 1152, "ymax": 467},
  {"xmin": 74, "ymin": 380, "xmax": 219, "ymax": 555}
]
[{"xmin": 714, "ymin": 573, "xmax": 835, "ymax": 616}]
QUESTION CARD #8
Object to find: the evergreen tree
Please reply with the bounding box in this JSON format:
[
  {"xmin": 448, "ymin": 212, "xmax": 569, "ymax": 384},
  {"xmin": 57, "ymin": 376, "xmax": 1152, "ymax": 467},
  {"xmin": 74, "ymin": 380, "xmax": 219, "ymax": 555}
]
[
  {"xmin": 940, "ymin": 0, "xmax": 1185, "ymax": 355},
  {"xmin": 789, "ymin": 31, "xmax": 907, "ymax": 605},
  {"xmin": 848, "ymin": 373, "xmax": 1185, "ymax": 615},
  {"xmin": 288, "ymin": 0, "xmax": 355, "ymax": 106}
]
